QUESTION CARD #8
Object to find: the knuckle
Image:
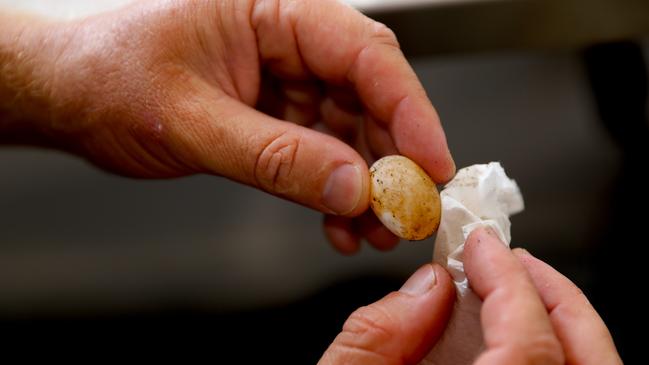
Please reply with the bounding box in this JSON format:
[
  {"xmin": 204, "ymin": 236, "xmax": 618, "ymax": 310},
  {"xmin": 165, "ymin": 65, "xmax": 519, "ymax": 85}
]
[
  {"xmin": 250, "ymin": 0, "xmax": 273, "ymax": 26},
  {"xmin": 551, "ymin": 290, "xmax": 590, "ymax": 322},
  {"xmin": 342, "ymin": 303, "xmax": 398, "ymax": 347},
  {"xmin": 328, "ymin": 303, "xmax": 401, "ymax": 362},
  {"xmin": 254, "ymin": 132, "xmax": 301, "ymax": 194},
  {"xmin": 512, "ymin": 334, "xmax": 565, "ymax": 365},
  {"xmin": 370, "ymin": 20, "xmax": 400, "ymax": 49}
]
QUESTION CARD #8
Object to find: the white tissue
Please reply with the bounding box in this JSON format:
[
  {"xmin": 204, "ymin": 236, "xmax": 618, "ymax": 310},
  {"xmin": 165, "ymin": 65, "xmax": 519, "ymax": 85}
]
[{"xmin": 421, "ymin": 162, "xmax": 524, "ymax": 365}]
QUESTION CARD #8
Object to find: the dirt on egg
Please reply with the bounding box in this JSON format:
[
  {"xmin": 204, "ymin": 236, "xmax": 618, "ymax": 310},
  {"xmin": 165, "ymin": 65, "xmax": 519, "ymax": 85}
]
[{"xmin": 369, "ymin": 155, "xmax": 441, "ymax": 241}]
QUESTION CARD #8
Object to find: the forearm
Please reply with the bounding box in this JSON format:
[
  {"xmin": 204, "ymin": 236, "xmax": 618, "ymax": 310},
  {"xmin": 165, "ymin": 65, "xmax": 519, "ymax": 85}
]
[{"xmin": 0, "ymin": 11, "xmax": 68, "ymax": 145}]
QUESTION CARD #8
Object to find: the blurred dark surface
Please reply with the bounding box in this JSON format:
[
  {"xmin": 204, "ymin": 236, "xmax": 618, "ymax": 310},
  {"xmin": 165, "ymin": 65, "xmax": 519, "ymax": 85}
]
[
  {"xmin": 369, "ymin": 0, "xmax": 649, "ymax": 56},
  {"xmin": 584, "ymin": 41, "xmax": 649, "ymax": 364},
  {"xmin": 2, "ymin": 275, "xmax": 401, "ymax": 362},
  {"xmin": 2, "ymin": 3, "xmax": 649, "ymax": 364}
]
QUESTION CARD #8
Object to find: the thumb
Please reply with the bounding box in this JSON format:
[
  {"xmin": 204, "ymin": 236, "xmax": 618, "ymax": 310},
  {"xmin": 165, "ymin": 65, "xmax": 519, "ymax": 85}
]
[
  {"xmin": 319, "ymin": 264, "xmax": 455, "ymax": 365},
  {"xmin": 172, "ymin": 94, "xmax": 369, "ymax": 217}
]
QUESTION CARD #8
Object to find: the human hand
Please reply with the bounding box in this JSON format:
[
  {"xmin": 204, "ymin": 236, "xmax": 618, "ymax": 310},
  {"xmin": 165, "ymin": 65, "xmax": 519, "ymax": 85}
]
[
  {"xmin": 0, "ymin": 0, "xmax": 454, "ymax": 252},
  {"xmin": 318, "ymin": 227, "xmax": 622, "ymax": 365},
  {"xmin": 319, "ymin": 263, "xmax": 456, "ymax": 364},
  {"xmin": 463, "ymin": 227, "xmax": 622, "ymax": 364}
]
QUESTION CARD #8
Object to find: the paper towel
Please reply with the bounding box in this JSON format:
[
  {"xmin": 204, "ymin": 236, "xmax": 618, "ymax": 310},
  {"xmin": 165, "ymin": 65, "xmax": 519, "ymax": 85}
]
[{"xmin": 421, "ymin": 162, "xmax": 524, "ymax": 365}]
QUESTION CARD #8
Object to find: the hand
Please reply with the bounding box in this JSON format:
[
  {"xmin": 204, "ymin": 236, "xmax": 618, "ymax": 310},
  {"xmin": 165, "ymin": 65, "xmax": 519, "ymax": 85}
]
[
  {"xmin": 318, "ymin": 228, "xmax": 622, "ymax": 364},
  {"xmin": 0, "ymin": 0, "xmax": 455, "ymax": 253},
  {"xmin": 319, "ymin": 263, "xmax": 456, "ymax": 364},
  {"xmin": 464, "ymin": 228, "xmax": 622, "ymax": 364}
]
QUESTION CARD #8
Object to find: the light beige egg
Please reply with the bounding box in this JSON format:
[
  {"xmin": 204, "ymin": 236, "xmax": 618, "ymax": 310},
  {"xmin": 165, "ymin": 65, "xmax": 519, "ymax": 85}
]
[{"xmin": 369, "ymin": 155, "xmax": 441, "ymax": 241}]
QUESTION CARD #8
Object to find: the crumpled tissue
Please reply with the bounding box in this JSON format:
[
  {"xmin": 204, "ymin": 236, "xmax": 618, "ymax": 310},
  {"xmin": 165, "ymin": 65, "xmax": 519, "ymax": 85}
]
[{"xmin": 420, "ymin": 162, "xmax": 524, "ymax": 365}]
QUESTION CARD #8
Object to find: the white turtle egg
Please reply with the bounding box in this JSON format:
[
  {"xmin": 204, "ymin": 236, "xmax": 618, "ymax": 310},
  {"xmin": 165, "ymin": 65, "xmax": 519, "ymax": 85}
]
[{"xmin": 369, "ymin": 155, "xmax": 441, "ymax": 240}]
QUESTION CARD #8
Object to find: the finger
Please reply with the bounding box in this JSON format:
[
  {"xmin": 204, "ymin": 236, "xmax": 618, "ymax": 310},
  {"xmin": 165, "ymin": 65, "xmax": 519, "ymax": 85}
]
[
  {"xmin": 282, "ymin": 80, "xmax": 323, "ymax": 106},
  {"xmin": 355, "ymin": 211, "xmax": 400, "ymax": 251},
  {"xmin": 364, "ymin": 114, "xmax": 398, "ymax": 159},
  {"xmin": 464, "ymin": 228, "xmax": 564, "ymax": 365},
  {"xmin": 251, "ymin": 0, "xmax": 455, "ymax": 183},
  {"xmin": 324, "ymin": 215, "xmax": 361, "ymax": 255},
  {"xmin": 327, "ymin": 85, "xmax": 363, "ymax": 114},
  {"xmin": 169, "ymin": 90, "xmax": 369, "ymax": 216},
  {"xmin": 319, "ymin": 264, "xmax": 455, "ymax": 365},
  {"xmin": 513, "ymin": 249, "xmax": 623, "ymax": 365},
  {"xmin": 283, "ymin": 101, "xmax": 319, "ymax": 127},
  {"xmin": 320, "ymin": 96, "xmax": 361, "ymax": 144},
  {"xmin": 257, "ymin": 78, "xmax": 322, "ymax": 126},
  {"xmin": 353, "ymin": 118, "xmax": 376, "ymax": 164},
  {"xmin": 281, "ymin": 80, "xmax": 323, "ymax": 126}
]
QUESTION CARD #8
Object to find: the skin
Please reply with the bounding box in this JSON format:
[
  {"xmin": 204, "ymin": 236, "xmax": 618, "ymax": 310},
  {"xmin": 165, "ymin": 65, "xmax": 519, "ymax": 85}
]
[
  {"xmin": 319, "ymin": 227, "xmax": 623, "ymax": 364},
  {"xmin": 0, "ymin": 0, "xmax": 454, "ymax": 255},
  {"xmin": 1, "ymin": 1, "xmax": 621, "ymax": 363}
]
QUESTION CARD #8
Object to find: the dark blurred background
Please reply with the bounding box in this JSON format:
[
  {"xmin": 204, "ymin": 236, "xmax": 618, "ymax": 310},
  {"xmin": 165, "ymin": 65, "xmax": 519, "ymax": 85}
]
[{"xmin": 1, "ymin": 0, "xmax": 648, "ymax": 362}]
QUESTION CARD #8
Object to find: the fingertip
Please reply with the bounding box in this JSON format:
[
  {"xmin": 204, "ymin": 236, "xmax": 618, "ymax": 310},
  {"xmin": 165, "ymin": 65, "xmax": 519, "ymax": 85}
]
[
  {"xmin": 399, "ymin": 263, "xmax": 454, "ymax": 300},
  {"xmin": 367, "ymin": 227, "xmax": 400, "ymax": 252},
  {"xmin": 425, "ymin": 155, "xmax": 456, "ymax": 185},
  {"xmin": 427, "ymin": 139, "xmax": 456, "ymax": 184},
  {"xmin": 390, "ymin": 96, "xmax": 456, "ymax": 184},
  {"xmin": 330, "ymin": 232, "xmax": 361, "ymax": 255},
  {"xmin": 357, "ymin": 211, "xmax": 400, "ymax": 251},
  {"xmin": 324, "ymin": 215, "xmax": 361, "ymax": 255},
  {"xmin": 464, "ymin": 227, "xmax": 533, "ymax": 300},
  {"xmin": 465, "ymin": 226, "xmax": 501, "ymax": 258},
  {"xmin": 468, "ymin": 226, "xmax": 502, "ymax": 243},
  {"xmin": 465, "ymin": 226, "xmax": 485, "ymax": 245},
  {"xmin": 338, "ymin": 242, "xmax": 361, "ymax": 256},
  {"xmin": 439, "ymin": 152, "xmax": 457, "ymax": 184}
]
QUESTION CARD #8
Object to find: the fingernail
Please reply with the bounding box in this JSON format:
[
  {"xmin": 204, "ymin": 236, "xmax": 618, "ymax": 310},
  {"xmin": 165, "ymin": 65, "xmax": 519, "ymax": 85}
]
[
  {"xmin": 481, "ymin": 227, "xmax": 503, "ymax": 242},
  {"xmin": 483, "ymin": 226, "xmax": 496, "ymax": 236},
  {"xmin": 323, "ymin": 163, "xmax": 362, "ymax": 215},
  {"xmin": 400, "ymin": 264, "xmax": 437, "ymax": 296},
  {"xmin": 470, "ymin": 227, "xmax": 502, "ymax": 247}
]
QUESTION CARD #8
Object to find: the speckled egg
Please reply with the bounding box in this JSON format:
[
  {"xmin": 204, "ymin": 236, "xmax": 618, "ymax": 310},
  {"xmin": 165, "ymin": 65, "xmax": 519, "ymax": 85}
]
[{"xmin": 369, "ymin": 155, "xmax": 441, "ymax": 240}]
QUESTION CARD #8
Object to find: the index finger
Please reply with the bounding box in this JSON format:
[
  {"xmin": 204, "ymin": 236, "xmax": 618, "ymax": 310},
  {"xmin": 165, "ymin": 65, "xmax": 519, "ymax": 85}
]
[
  {"xmin": 513, "ymin": 249, "xmax": 623, "ymax": 365},
  {"xmin": 251, "ymin": 0, "xmax": 455, "ymax": 183},
  {"xmin": 464, "ymin": 228, "xmax": 564, "ymax": 365}
]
